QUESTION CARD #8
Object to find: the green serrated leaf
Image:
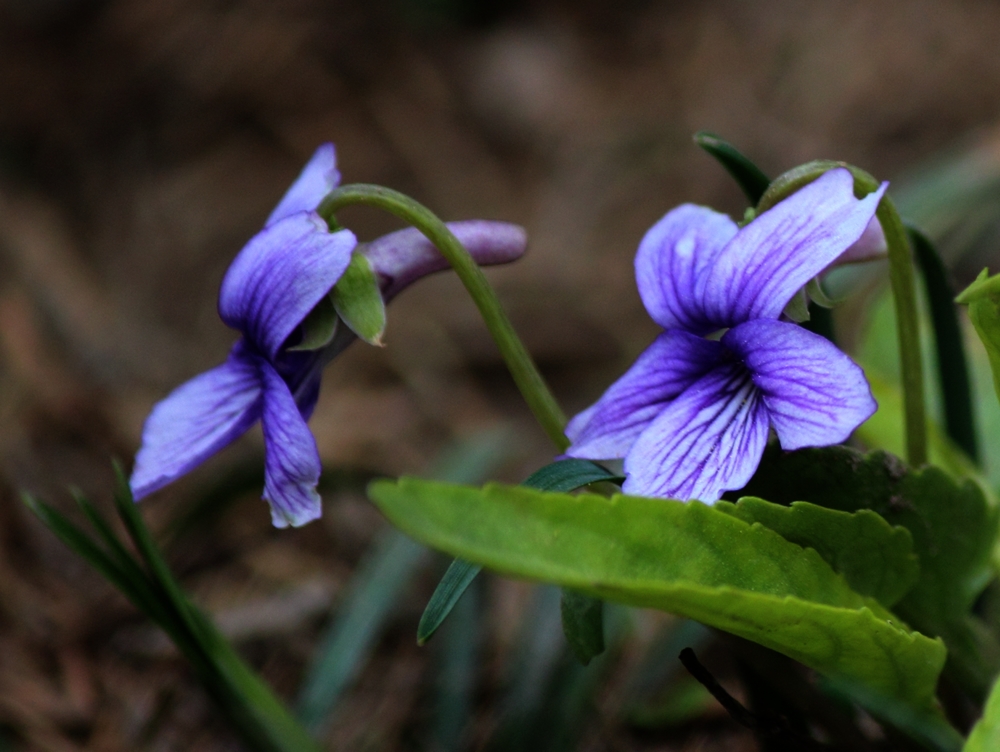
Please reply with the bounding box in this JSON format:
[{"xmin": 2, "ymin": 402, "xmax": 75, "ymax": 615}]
[
  {"xmin": 560, "ymin": 589, "xmax": 605, "ymax": 665},
  {"xmin": 331, "ymin": 251, "xmax": 386, "ymax": 346},
  {"xmin": 715, "ymin": 497, "xmax": 919, "ymax": 607},
  {"xmin": 693, "ymin": 131, "xmax": 772, "ymax": 205},
  {"xmin": 964, "ymin": 671, "xmax": 1000, "ymax": 751},
  {"xmin": 368, "ymin": 477, "xmax": 946, "ymax": 710},
  {"xmin": 289, "ymin": 295, "xmax": 339, "ymax": 351},
  {"xmin": 417, "ymin": 458, "xmax": 622, "ymax": 646},
  {"xmin": 741, "ymin": 444, "xmax": 1000, "ymax": 694}
]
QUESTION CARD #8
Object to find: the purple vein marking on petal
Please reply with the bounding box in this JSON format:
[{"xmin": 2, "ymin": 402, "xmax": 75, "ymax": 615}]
[
  {"xmin": 622, "ymin": 362, "xmax": 769, "ymax": 503},
  {"xmin": 130, "ymin": 342, "xmax": 264, "ymax": 499},
  {"xmin": 565, "ymin": 329, "xmax": 729, "ymax": 460},
  {"xmin": 362, "ymin": 220, "xmax": 528, "ymax": 302},
  {"xmin": 700, "ymin": 169, "xmax": 887, "ymax": 325},
  {"xmin": 634, "ymin": 205, "xmax": 738, "ymax": 333},
  {"xmin": 723, "ymin": 319, "xmax": 876, "ymax": 450},
  {"xmin": 219, "ymin": 213, "xmax": 356, "ymax": 359},
  {"xmin": 266, "ymin": 143, "xmax": 341, "ymax": 227},
  {"xmin": 259, "ymin": 359, "xmax": 323, "ymax": 528}
]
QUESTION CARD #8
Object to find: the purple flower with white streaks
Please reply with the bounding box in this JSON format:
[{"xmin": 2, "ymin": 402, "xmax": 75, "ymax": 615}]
[
  {"xmin": 130, "ymin": 144, "xmax": 527, "ymax": 527},
  {"xmin": 565, "ymin": 168, "xmax": 883, "ymax": 502}
]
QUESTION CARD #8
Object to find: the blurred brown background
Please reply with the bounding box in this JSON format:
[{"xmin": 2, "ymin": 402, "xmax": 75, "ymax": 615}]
[{"xmin": 2, "ymin": 0, "xmax": 1000, "ymax": 749}]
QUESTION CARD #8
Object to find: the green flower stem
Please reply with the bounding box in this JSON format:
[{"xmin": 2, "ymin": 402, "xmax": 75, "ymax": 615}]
[
  {"xmin": 318, "ymin": 184, "xmax": 569, "ymax": 451},
  {"xmin": 876, "ymin": 197, "xmax": 928, "ymax": 466},
  {"xmin": 759, "ymin": 162, "xmax": 927, "ymax": 467}
]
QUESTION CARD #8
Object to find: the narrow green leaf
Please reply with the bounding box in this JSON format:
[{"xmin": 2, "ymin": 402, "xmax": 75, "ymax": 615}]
[
  {"xmin": 288, "ymin": 295, "xmax": 339, "ymax": 351},
  {"xmin": 910, "ymin": 225, "xmax": 978, "ymax": 461},
  {"xmin": 521, "ymin": 458, "xmax": 624, "ymax": 492},
  {"xmin": 417, "ymin": 558, "xmax": 482, "ymax": 645},
  {"xmin": 72, "ymin": 493, "xmax": 178, "ymax": 626},
  {"xmin": 715, "ymin": 497, "xmax": 919, "ymax": 607},
  {"xmin": 32, "ymin": 478, "xmax": 322, "ymax": 752},
  {"xmin": 964, "ymin": 671, "xmax": 1000, "ymax": 751},
  {"xmin": 330, "ymin": 250, "xmax": 386, "ymax": 346},
  {"xmin": 427, "ymin": 574, "xmax": 479, "ymax": 752},
  {"xmin": 560, "ymin": 589, "xmax": 604, "ymax": 665},
  {"xmin": 418, "ymin": 458, "xmax": 621, "ymax": 646},
  {"xmin": 297, "ymin": 530, "xmax": 426, "ymax": 731},
  {"xmin": 523, "ymin": 459, "xmax": 620, "ymax": 663},
  {"xmin": 693, "ymin": 131, "xmax": 772, "ymax": 205},
  {"xmin": 368, "ymin": 478, "xmax": 946, "ymax": 710},
  {"xmin": 24, "ymin": 495, "xmax": 158, "ymax": 618},
  {"xmin": 110, "ymin": 467, "xmax": 209, "ymax": 642}
]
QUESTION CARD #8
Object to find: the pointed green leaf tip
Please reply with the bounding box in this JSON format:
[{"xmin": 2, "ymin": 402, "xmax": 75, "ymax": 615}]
[
  {"xmin": 693, "ymin": 131, "xmax": 771, "ymax": 205},
  {"xmin": 331, "ymin": 250, "xmax": 386, "ymax": 346},
  {"xmin": 367, "ymin": 477, "xmax": 946, "ymax": 711},
  {"xmin": 957, "ymin": 268, "xmax": 1000, "ymax": 407}
]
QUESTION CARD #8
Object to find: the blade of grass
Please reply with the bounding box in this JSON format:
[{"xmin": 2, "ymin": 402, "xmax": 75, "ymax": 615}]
[
  {"xmin": 299, "ymin": 430, "xmax": 512, "ymax": 733},
  {"xmin": 297, "ymin": 528, "xmax": 427, "ymax": 732},
  {"xmin": 908, "ymin": 224, "xmax": 978, "ymax": 462},
  {"xmin": 693, "ymin": 131, "xmax": 771, "ymax": 205},
  {"xmin": 427, "ymin": 574, "xmax": 480, "ymax": 752},
  {"xmin": 418, "ymin": 558, "xmax": 482, "ymax": 645}
]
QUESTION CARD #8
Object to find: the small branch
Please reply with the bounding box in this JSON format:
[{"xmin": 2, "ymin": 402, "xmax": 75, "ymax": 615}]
[{"xmin": 679, "ymin": 647, "xmax": 834, "ymax": 751}]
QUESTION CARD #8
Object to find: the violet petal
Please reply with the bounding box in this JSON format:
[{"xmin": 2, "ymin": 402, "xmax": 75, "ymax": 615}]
[
  {"xmin": 565, "ymin": 329, "xmax": 729, "ymax": 459},
  {"xmin": 634, "ymin": 205, "xmax": 738, "ymax": 334},
  {"xmin": 622, "ymin": 363, "xmax": 769, "ymax": 502},
  {"xmin": 219, "ymin": 213, "xmax": 356, "ymax": 360},
  {"xmin": 266, "ymin": 143, "xmax": 341, "ymax": 227},
  {"xmin": 835, "ymin": 215, "xmax": 886, "ymax": 265},
  {"xmin": 130, "ymin": 344, "xmax": 264, "ymax": 499},
  {"xmin": 702, "ymin": 168, "xmax": 886, "ymax": 325},
  {"xmin": 723, "ymin": 318, "xmax": 877, "ymax": 450},
  {"xmin": 259, "ymin": 359, "xmax": 323, "ymax": 528},
  {"xmin": 362, "ymin": 220, "xmax": 527, "ymax": 302}
]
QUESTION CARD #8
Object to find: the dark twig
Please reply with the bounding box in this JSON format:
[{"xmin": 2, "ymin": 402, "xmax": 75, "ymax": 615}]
[
  {"xmin": 679, "ymin": 648, "xmax": 835, "ymax": 751},
  {"xmin": 679, "ymin": 648, "xmax": 758, "ymax": 729}
]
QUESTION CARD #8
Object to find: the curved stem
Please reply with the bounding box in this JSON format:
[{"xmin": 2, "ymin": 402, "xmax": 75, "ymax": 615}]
[
  {"xmin": 318, "ymin": 184, "xmax": 569, "ymax": 451},
  {"xmin": 876, "ymin": 198, "xmax": 927, "ymax": 466}
]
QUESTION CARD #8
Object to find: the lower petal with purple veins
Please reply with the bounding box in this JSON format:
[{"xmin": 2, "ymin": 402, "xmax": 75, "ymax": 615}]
[
  {"xmin": 566, "ymin": 330, "xmax": 729, "ymax": 459},
  {"xmin": 623, "ymin": 363, "xmax": 769, "ymax": 502},
  {"xmin": 259, "ymin": 360, "xmax": 323, "ymax": 528},
  {"xmin": 723, "ymin": 318, "xmax": 876, "ymax": 450},
  {"xmin": 131, "ymin": 343, "xmax": 264, "ymax": 499}
]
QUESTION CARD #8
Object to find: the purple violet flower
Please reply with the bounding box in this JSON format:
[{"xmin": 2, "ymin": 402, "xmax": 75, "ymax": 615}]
[
  {"xmin": 130, "ymin": 144, "xmax": 527, "ymax": 526},
  {"xmin": 565, "ymin": 168, "xmax": 884, "ymax": 502}
]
